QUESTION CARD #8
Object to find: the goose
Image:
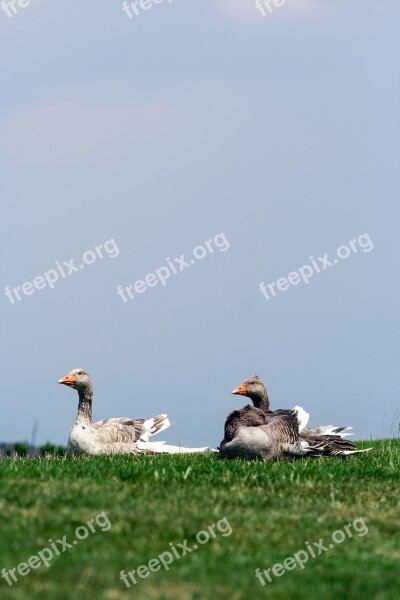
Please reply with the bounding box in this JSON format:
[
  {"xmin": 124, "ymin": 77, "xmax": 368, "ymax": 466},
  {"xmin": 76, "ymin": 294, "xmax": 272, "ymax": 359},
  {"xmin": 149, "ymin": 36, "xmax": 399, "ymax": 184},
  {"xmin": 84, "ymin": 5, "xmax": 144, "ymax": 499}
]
[
  {"xmin": 58, "ymin": 368, "xmax": 210, "ymax": 456},
  {"xmin": 228, "ymin": 375, "xmax": 371, "ymax": 457},
  {"xmin": 219, "ymin": 405, "xmax": 320, "ymax": 460}
]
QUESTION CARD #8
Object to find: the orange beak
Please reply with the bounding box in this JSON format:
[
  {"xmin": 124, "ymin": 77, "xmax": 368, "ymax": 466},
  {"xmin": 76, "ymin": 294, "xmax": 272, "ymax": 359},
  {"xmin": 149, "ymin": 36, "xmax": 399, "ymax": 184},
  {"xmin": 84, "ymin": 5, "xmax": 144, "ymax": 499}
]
[
  {"xmin": 232, "ymin": 383, "xmax": 247, "ymax": 395},
  {"xmin": 58, "ymin": 372, "xmax": 76, "ymax": 387}
]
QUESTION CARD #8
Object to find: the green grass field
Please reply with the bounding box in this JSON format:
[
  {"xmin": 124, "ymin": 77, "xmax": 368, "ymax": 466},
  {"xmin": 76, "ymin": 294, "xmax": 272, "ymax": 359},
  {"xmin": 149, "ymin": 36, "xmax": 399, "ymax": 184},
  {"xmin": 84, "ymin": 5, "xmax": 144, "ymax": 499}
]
[{"xmin": 0, "ymin": 439, "xmax": 399, "ymax": 600}]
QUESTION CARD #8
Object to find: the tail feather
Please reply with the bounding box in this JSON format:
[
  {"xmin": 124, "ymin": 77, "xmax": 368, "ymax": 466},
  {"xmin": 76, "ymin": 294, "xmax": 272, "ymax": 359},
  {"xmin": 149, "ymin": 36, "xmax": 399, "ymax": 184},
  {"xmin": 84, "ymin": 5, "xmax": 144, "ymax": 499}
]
[
  {"xmin": 303, "ymin": 425, "xmax": 353, "ymax": 438},
  {"xmin": 140, "ymin": 414, "xmax": 171, "ymax": 442},
  {"xmin": 332, "ymin": 448, "xmax": 372, "ymax": 456},
  {"xmin": 292, "ymin": 406, "xmax": 310, "ymax": 432},
  {"xmin": 302, "ymin": 433, "xmax": 372, "ymax": 456},
  {"xmin": 136, "ymin": 441, "xmax": 212, "ymax": 454},
  {"xmin": 300, "ymin": 439, "xmax": 326, "ymax": 456}
]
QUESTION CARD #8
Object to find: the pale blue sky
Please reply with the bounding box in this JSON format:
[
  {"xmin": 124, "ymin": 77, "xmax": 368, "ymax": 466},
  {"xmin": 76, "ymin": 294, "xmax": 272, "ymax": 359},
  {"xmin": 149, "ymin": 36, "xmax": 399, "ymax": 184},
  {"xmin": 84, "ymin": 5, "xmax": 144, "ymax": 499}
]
[{"xmin": 1, "ymin": 1, "xmax": 399, "ymax": 448}]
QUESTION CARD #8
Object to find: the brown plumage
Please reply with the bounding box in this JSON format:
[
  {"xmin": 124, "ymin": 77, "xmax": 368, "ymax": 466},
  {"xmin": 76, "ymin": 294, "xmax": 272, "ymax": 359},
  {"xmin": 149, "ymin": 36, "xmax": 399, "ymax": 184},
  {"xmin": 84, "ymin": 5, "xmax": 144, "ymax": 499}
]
[
  {"xmin": 222, "ymin": 375, "xmax": 371, "ymax": 459},
  {"xmin": 219, "ymin": 405, "xmax": 317, "ymax": 460}
]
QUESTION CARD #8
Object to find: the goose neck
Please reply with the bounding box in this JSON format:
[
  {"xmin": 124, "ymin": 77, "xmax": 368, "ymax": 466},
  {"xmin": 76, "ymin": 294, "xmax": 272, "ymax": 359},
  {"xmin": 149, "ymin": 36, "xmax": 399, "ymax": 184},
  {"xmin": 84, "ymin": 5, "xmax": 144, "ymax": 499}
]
[{"xmin": 76, "ymin": 387, "xmax": 93, "ymax": 423}]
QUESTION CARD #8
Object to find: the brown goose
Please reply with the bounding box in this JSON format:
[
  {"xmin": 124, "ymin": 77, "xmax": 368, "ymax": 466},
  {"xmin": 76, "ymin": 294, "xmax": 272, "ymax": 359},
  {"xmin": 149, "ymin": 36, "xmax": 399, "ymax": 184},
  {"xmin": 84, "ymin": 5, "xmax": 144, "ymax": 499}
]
[
  {"xmin": 219, "ymin": 405, "xmax": 319, "ymax": 460},
  {"xmin": 59, "ymin": 368, "xmax": 210, "ymax": 455},
  {"xmin": 230, "ymin": 375, "xmax": 370, "ymax": 456}
]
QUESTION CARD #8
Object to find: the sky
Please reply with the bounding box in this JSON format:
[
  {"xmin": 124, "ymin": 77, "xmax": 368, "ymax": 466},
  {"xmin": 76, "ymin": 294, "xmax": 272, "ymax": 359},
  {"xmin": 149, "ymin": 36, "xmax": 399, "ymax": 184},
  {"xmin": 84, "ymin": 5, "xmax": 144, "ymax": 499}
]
[{"xmin": 1, "ymin": 0, "xmax": 399, "ymax": 449}]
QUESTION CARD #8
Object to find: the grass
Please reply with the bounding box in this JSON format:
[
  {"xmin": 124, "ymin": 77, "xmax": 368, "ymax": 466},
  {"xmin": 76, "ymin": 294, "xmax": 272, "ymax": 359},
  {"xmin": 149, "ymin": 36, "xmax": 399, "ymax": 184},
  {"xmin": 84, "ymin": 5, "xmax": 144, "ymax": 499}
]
[{"xmin": 0, "ymin": 439, "xmax": 399, "ymax": 600}]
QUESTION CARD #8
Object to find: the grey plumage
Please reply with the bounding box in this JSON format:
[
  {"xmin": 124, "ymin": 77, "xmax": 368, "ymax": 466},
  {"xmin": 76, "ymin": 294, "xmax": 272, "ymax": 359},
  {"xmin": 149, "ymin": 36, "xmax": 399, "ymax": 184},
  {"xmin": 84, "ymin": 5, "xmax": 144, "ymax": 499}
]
[
  {"xmin": 219, "ymin": 405, "xmax": 314, "ymax": 460},
  {"xmin": 222, "ymin": 375, "xmax": 371, "ymax": 459},
  {"xmin": 58, "ymin": 368, "xmax": 210, "ymax": 456}
]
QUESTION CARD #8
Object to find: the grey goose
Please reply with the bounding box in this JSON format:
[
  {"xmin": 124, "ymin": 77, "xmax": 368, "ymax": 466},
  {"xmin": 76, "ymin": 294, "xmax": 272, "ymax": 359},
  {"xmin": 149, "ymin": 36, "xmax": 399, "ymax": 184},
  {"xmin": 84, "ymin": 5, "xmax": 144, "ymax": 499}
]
[{"xmin": 59, "ymin": 368, "xmax": 210, "ymax": 456}]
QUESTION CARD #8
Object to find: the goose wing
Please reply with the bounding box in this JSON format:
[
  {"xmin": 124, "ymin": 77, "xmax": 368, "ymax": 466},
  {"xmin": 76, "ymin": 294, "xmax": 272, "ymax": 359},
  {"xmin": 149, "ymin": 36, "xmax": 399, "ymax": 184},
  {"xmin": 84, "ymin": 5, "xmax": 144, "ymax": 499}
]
[
  {"xmin": 92, "ymin": 417, "xmax": 147, "ymax": 444},
  {"xmin": 259, "ymin": 410, "xmax": 304, "ymax": 456},
  {"xmin": 92, "ymin": 413, "xmax": 170, "ymax": 445}
]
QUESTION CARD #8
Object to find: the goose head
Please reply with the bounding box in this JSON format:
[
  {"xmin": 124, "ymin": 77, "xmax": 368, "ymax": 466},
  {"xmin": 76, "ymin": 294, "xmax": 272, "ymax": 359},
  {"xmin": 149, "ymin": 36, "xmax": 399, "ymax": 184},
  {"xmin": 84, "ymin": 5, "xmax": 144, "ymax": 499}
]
[
  {"xmin": 58, "ymin": 368, "xmax": 92, "ymax": 392},
  {"xmin": 232, "ymin": 375, "xmax": 267, "ymax": 401}
]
